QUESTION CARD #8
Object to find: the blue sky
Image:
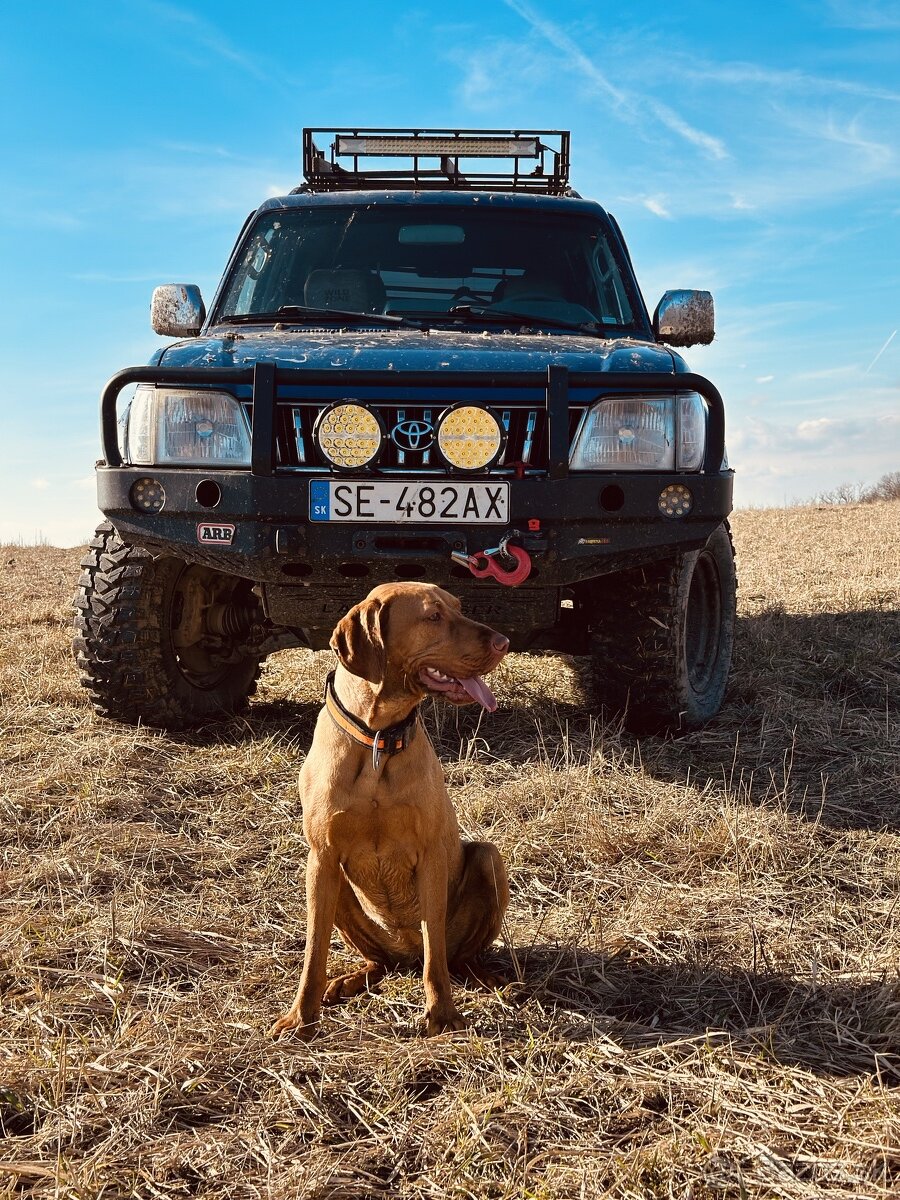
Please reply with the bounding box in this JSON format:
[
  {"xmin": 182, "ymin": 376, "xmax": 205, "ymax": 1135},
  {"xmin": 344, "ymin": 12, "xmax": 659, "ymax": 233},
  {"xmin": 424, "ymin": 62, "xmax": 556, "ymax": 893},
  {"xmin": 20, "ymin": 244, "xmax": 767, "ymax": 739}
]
[{"xmin": 2, "ymin": 0, "xmax": 898, "ymax": 545}]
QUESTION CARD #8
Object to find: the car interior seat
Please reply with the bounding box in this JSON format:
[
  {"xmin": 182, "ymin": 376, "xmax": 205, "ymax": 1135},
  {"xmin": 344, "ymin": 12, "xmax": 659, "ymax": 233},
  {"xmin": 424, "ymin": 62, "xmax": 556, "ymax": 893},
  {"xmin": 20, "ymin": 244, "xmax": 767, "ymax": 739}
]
[{"xmin": 304, "ymin": 269, "xmax": 387, "ymax": 313}]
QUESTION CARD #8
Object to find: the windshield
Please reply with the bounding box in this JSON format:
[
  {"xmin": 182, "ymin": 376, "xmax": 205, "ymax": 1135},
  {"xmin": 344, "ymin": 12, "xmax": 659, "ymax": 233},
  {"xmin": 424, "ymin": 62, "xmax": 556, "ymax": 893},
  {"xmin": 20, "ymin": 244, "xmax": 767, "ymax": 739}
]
[{"xmin": 214, "ymin": 205, "xmax": 641, "ymax": 333}]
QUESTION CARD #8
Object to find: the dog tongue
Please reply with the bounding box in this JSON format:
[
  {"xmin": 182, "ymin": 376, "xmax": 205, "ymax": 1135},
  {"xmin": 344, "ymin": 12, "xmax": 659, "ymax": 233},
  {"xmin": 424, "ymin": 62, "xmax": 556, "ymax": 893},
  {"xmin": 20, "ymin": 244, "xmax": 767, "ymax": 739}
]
[{"xmin": 459, "ymin": 674, "xmax": 498, "ymax": 712}]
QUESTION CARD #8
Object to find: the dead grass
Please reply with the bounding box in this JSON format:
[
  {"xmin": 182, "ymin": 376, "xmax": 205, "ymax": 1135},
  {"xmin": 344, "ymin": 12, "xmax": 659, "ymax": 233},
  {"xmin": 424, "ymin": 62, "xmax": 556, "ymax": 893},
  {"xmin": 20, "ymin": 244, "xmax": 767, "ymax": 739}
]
[{"xmin": 1, "ymin": 503, "xmax": 899, "ymax": 1198}]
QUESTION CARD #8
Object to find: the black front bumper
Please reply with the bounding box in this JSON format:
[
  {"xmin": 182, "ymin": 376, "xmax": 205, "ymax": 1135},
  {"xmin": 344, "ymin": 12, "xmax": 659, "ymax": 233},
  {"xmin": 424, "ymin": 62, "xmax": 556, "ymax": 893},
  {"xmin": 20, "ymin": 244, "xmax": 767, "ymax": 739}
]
[
  {"xmin": 98, "ymin": 466, "xmax": 733, "ymax": 581},
  {"xmin": 97, "ymin": 362, "xmax": 733, "ymax": 645}
]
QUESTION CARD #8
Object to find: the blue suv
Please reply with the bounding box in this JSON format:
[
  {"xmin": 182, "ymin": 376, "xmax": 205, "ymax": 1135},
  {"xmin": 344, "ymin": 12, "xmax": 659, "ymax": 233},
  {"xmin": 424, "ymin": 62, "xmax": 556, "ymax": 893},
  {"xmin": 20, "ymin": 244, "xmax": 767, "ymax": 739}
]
[{"xmin": 74, "ymin": 128, "xmax": 735, "ymax": 732}]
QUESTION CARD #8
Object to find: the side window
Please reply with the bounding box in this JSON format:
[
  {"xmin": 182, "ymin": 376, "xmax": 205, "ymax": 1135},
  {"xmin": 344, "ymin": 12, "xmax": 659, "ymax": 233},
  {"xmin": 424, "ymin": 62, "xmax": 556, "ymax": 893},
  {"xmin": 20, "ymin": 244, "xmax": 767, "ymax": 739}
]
[
  {"xmin": 225, "ymin": 224, "xmax": 278, "ymax": 314},
  {"xmin": 220, "ymin": 214, "xmax": 354, "ymax": 315},
  {"xmin": 592, "ymin": 239, "xmax": 633, "ymax": 326}
]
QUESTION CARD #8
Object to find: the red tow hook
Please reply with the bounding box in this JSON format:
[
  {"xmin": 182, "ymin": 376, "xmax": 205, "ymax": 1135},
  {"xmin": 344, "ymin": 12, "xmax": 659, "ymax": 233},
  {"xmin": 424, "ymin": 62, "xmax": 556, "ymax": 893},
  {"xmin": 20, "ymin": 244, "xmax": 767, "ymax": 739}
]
[{"xmin": 450, "ymin": 533, "xmax": 532, "ymax": 587}]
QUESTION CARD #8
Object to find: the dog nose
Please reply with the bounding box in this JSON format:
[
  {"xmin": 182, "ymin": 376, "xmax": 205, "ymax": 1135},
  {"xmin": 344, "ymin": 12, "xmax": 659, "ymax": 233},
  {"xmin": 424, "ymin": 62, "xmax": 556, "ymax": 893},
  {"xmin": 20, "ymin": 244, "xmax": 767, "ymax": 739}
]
[{"xmin": 491, "ymin": 633, "xmax": 510, "ymax": 654}]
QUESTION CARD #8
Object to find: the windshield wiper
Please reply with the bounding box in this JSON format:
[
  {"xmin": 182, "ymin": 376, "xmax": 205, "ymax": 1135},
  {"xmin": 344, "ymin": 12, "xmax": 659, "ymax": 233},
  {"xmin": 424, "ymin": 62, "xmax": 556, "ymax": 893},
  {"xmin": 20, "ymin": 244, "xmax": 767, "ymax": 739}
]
[
  {"xmin": 217, "ymin": 305, "xmax": 420, "ymax": 328},
  {"xmin": 446, "ymin": 305, "xmax": 600, "ymax": 334}
]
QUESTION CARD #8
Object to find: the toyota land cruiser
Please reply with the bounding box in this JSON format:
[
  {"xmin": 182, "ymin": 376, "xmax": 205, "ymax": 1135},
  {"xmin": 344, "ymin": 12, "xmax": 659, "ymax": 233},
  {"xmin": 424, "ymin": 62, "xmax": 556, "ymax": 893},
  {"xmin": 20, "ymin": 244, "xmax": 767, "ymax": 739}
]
[{"xmin": 73, "ymin": 128, "xmax": 735, "ymax": 732}]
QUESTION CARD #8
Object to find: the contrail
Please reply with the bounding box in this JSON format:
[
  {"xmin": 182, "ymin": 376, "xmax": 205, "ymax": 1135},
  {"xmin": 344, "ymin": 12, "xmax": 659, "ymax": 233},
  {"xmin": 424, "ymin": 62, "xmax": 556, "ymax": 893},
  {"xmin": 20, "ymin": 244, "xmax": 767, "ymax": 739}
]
[
  {"xmin": 501, "ymin": 0, "xmax": 728, "ymax": 161},
  {"xmin": 865, "ymin": 329, "xmax": 897, "ymax": 374}
]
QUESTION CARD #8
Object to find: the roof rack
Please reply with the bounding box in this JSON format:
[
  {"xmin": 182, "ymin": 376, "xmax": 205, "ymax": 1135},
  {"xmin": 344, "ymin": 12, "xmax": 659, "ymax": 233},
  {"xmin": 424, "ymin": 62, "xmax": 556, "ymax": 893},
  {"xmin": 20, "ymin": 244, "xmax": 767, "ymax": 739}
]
[{"xmin": 301, "ymin": 127, "xmax": 571, "ymax": 195}]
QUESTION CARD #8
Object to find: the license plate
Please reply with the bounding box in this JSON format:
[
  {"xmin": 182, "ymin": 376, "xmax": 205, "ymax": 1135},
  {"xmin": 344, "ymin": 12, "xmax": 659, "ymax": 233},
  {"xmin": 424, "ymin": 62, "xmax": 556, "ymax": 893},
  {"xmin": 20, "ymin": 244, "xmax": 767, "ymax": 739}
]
[{"xmin": 309, "ymin": 479, "xmax": 509, "ymax": 524}]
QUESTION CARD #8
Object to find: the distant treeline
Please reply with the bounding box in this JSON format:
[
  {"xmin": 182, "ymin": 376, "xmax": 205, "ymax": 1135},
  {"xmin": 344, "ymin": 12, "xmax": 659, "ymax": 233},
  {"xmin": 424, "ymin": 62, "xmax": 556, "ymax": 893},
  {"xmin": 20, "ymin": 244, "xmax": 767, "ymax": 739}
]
[{"xmin": 813, "ymin": 471, "xmax": 900, "ymax": 505}]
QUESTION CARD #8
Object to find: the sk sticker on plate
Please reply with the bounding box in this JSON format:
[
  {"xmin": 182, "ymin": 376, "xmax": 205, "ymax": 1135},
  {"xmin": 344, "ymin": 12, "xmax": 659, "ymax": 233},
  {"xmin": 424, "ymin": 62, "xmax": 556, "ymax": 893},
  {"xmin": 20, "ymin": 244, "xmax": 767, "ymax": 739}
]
[{"xmin": 197, "ymin": 523, "xmax": 236, "ymax": 545}]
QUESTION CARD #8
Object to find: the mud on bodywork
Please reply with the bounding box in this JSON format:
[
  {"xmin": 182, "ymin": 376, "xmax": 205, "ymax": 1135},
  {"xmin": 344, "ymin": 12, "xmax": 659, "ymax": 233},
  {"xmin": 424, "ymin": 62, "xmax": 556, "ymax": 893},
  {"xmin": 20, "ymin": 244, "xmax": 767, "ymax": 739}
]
[{"xmin": 653, "ymin": 290, "xmax": 715, "ymax": 347}]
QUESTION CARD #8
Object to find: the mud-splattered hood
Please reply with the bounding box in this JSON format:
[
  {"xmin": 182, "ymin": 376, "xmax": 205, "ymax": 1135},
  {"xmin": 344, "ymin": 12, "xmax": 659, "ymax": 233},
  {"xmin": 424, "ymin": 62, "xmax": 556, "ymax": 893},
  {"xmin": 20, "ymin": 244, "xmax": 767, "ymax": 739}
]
[{"xmin": 154, "ymin": 327, "xmax": 681, "ymax": 374}]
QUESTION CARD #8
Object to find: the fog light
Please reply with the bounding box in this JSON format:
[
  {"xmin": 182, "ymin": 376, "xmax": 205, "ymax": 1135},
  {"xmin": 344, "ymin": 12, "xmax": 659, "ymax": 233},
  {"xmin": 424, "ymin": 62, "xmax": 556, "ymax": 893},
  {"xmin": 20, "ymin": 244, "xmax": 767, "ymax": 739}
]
[
  {"xmin": 315, "ymin": 402, "xmax": 384, "ymax": 470},
  {"xmin": 436, "ymin": 405, "xmax": 504, "ymax": 470},
  {"xmin": 658, "ymin": 483, "xmax": 693, "ymax": 517},
  {"xmin": 130, "ymin": 477, "xmax": 166, "ymax": 513}
]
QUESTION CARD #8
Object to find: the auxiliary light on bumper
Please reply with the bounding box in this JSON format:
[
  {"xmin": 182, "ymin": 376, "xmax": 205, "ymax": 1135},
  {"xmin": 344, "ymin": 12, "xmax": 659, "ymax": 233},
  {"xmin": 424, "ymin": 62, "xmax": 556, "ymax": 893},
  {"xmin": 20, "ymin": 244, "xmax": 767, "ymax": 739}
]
[
  {"xmin": 129, "ymin": 477, "xmax": 166, "ymax": 513},
  {"xmin": 314, "ymin": 402, "xmax": 385, "ymax": 469},
  {"xmin": 658, "ymin": 483, "xmax": 693, "ymax": 517},
  {"xmin": 435, "ymin": 405, "xmax": 505, "ymax": 470}
]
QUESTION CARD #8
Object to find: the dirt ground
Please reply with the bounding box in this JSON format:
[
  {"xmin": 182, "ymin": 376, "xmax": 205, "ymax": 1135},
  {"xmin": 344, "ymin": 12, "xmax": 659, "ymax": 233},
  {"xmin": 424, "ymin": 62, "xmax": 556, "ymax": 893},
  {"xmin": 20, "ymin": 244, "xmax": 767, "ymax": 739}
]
[{"xmin": 1, "ymin": 502, "xmax": 899, "ymax": 1198}]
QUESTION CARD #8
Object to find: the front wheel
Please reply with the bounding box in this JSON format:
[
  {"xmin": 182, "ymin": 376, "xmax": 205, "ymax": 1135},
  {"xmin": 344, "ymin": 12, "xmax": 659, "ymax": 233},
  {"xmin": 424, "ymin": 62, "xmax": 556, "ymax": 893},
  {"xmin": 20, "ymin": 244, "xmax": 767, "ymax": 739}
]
[
  {"xmin": 73, "ymin": 522, "xmax": 262, "ymax": 728},
  {"xmin": 589, "ymin": 522, "xmax": 736, "ymax": 733}
]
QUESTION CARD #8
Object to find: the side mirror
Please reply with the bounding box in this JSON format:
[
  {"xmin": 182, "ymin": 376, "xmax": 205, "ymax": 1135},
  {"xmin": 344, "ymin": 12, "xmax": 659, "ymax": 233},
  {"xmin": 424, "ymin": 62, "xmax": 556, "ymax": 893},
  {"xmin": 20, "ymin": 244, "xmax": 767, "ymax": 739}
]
[
  {"xmin": 653, "ymin": 290, "xmax": 714, "ymax": 347},
  {"xmin": 151, "ymin": 284, "xmax": 206, "ymax": 337}
]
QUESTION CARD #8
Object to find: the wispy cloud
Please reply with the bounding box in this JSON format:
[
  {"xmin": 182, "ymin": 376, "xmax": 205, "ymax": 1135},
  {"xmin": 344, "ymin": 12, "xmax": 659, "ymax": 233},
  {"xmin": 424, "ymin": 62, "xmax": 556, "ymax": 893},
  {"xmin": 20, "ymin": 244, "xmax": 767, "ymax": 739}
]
[
  {"xmin": 728, "ymin": 408, "xmax": 900, "ymax": 504},
  {"xmin": 824, "ymin": 1, "xmax": 900, "ymax": 30},
  {"xmin": 138, "ymin": 2, "xmax": 300, "ymax": 96},
  {"xmin": 792, "ymin": 365, "xmax": 861, "ymax": 382},
  {"xmin": 500, "ymin": 0, "xmax": 728, "ymax": 160},
  {"xmin": 457, "ymin": 2, "xmax": 897, "ymax": 221},
  {"xmin": 732, "ymin": 411, "xmax": 900, "ymax": 455},
  {"xmin": 645, "ymin": 100, "xmax": 728, "ymax": 161},
  {"xmin": 667, "ymin": 58, "xmax": 900, "ymax": 104},
  {"xmin": 644, "ymin": 107, "xmax": 898, "ymax": 217},
  {"xmin": 143, "ymin": 2, "xmax": 272, "ymax": 82},
  {"xmin": 618, "ymin": 193, "xmax": 672, "ymax": 219},
  {"xmin": 158, "ymin": 141, "xmax": 238, "ymax": 159},
  {"xmin": 0, "ymin": 197, "xmax": 84, "ymax": 231},
  {"xmin": 816, "ymin": 115, "xmax": 894, "ymax": 171},
  {"xmin": 449, "ymin": 38, "xmax": 549, "ymax": 110},
  {"xmin": 501, "ymin": 0, "xmax": 627, "ymax": 105},
  {"xmin": 642, "ymin": 196, "xmax": 672, "ymax": 219}
]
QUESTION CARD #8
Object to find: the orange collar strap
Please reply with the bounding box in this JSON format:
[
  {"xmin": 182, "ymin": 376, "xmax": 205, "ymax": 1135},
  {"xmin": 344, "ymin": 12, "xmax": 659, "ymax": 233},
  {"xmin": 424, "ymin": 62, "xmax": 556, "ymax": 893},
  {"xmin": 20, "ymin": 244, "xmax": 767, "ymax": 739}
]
[{"xmin": 324, "ymin": 671, "xmax": 419, "ymax": 770}]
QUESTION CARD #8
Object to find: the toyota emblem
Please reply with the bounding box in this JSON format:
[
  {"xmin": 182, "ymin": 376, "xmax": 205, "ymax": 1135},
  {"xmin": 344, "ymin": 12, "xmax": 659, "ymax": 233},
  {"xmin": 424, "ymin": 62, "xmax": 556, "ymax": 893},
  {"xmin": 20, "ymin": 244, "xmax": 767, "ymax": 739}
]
[{"xmin": 391, "ymin": 418, "xmax": 434, "ymax": 453}]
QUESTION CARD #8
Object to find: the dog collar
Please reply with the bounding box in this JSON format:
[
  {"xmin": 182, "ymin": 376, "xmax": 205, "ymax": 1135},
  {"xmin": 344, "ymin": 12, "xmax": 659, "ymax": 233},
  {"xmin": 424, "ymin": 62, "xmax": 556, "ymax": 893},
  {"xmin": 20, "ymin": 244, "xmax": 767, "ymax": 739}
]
[{"xmin": 324, "ymin": 671, "xmax": 419, "ymax": 770}]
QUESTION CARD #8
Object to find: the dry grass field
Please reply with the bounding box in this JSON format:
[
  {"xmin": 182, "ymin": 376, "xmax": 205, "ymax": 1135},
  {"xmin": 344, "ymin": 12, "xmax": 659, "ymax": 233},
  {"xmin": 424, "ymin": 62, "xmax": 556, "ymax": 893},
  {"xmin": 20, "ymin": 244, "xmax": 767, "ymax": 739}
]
[{"xmin": 2, "ymin": 503, "xmax": 899, "ymax": 1199}]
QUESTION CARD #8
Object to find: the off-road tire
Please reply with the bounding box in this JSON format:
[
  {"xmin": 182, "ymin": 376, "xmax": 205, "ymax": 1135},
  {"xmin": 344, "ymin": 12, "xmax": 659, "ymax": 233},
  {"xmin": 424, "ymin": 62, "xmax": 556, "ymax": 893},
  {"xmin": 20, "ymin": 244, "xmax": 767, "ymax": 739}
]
[
  {"xmin": 73, "ymin": 521, "xmax": 261, "ymax": 728},
  {"xmin": 589, "ymin": 521, "xmax": 736, "ymax": 733}
]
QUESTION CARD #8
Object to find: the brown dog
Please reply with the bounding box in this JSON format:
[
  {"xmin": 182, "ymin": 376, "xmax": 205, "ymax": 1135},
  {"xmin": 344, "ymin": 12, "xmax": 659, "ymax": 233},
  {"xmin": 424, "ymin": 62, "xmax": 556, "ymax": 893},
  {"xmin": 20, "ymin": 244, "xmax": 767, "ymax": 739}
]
[{"xmin": 270, "ymin": 582, "xmax": 510, "ymax": 1040}]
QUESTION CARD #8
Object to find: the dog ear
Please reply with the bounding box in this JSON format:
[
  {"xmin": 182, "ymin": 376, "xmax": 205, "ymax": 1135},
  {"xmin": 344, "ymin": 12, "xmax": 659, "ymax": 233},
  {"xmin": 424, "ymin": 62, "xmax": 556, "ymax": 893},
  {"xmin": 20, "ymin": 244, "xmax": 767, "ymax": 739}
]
[{"xmin": 330, "ymin": 597, "xmax": 387, "ymax": 682}]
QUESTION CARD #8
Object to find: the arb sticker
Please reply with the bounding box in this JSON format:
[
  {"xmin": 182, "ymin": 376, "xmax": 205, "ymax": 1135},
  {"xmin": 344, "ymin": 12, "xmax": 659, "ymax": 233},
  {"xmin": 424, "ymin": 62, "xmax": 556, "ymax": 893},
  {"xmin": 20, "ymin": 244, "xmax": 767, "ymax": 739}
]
[{"xmin": 197, "ymin": 523, "xmax": 236, "ymax": 545}]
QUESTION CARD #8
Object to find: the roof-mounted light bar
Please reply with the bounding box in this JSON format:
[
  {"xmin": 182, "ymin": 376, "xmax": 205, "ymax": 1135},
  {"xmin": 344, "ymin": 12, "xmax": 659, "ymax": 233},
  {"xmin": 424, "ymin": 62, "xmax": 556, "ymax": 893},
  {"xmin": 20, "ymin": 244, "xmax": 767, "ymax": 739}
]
[
  {"xmin": 301, "ymin": 127, "xmax": 571, "ymax": 195},
  {"xmin": 335, "ymin": 134, "xmax": 540, "ymax": 159}
]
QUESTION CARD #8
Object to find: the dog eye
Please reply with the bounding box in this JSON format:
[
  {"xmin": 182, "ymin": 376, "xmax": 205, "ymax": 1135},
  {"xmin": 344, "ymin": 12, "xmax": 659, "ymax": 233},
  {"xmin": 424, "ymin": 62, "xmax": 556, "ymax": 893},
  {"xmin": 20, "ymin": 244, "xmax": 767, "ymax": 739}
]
[{"xmin": 427, "ymin": 611, "xmax": 442, "ymax": 623}]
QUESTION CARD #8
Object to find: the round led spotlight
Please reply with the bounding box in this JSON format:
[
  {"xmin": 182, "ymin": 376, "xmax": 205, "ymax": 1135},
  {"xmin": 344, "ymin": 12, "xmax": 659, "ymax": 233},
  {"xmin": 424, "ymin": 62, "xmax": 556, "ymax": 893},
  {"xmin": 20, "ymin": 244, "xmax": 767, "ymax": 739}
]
[
  {"xmin": 658, "ymin": 483, "xmax": 693, "ymax": 518},
  {"xmin": 435, "ymin": 405, "xmax": 505, "ymax": 471},
  {"xmin": 314, "ymin": 402, "xmax": 383, "ymax": 470},
  {"xmin": 130, "ymin": 477, "xmax": 166, "ymax": 513}
]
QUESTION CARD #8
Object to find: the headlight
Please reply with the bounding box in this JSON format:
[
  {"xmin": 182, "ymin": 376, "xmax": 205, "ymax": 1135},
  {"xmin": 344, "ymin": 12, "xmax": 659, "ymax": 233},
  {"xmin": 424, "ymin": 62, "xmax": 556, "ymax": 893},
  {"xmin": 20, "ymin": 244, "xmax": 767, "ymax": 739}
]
[
  {"xmin": 435, "ymin": 405, "xmax": 505, "ymax": 470},
  {"xmin": 569, "ymin": 391, "xmax": 706, "ymax": 471},
  {"xmin": 676, "ymin": 391, "xmax": 707, "ymax": 470},
  {"xmin": 126, "ymin": 386, "xmax": 251, "ymax": 466}
]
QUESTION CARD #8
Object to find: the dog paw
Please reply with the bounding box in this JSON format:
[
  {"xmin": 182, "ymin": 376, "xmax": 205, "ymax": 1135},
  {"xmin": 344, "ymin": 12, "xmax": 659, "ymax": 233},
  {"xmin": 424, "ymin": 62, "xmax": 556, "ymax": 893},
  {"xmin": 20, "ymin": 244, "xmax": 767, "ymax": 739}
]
[
  {"xmin": 419, "ymin": 1006, "xmax": 466, "ymax": 1037},
  {"xmin": 323, "ymin": 963, "xmax": 385, "ymax": 1005},
  {"xmin": 451, "ymin": 960, "xmax": 507, "ymax": 990},
  {"xmin": 268, "ymin": 1010, "xmax": 319, "ymax": 1041}
]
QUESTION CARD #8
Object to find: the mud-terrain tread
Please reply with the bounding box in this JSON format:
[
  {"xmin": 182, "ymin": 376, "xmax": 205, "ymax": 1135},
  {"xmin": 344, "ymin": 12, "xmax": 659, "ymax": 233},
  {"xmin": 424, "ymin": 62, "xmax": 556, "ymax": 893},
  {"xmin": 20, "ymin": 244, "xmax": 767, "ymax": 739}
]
[
  {"xmin": 590, "ymin": 522, "xmax": 736, "ymax": 733},
  {"xmin": 73, "ymin": 521, "xmax": 260, "ymax": 728}
]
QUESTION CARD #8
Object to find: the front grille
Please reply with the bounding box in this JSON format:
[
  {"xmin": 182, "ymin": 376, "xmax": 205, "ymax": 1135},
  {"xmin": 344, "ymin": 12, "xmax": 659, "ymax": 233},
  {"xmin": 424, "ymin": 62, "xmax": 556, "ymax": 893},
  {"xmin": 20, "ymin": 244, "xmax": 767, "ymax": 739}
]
[{"xmin": 264, "ymin": 402, "xmax": 585, "ymax": 473}]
